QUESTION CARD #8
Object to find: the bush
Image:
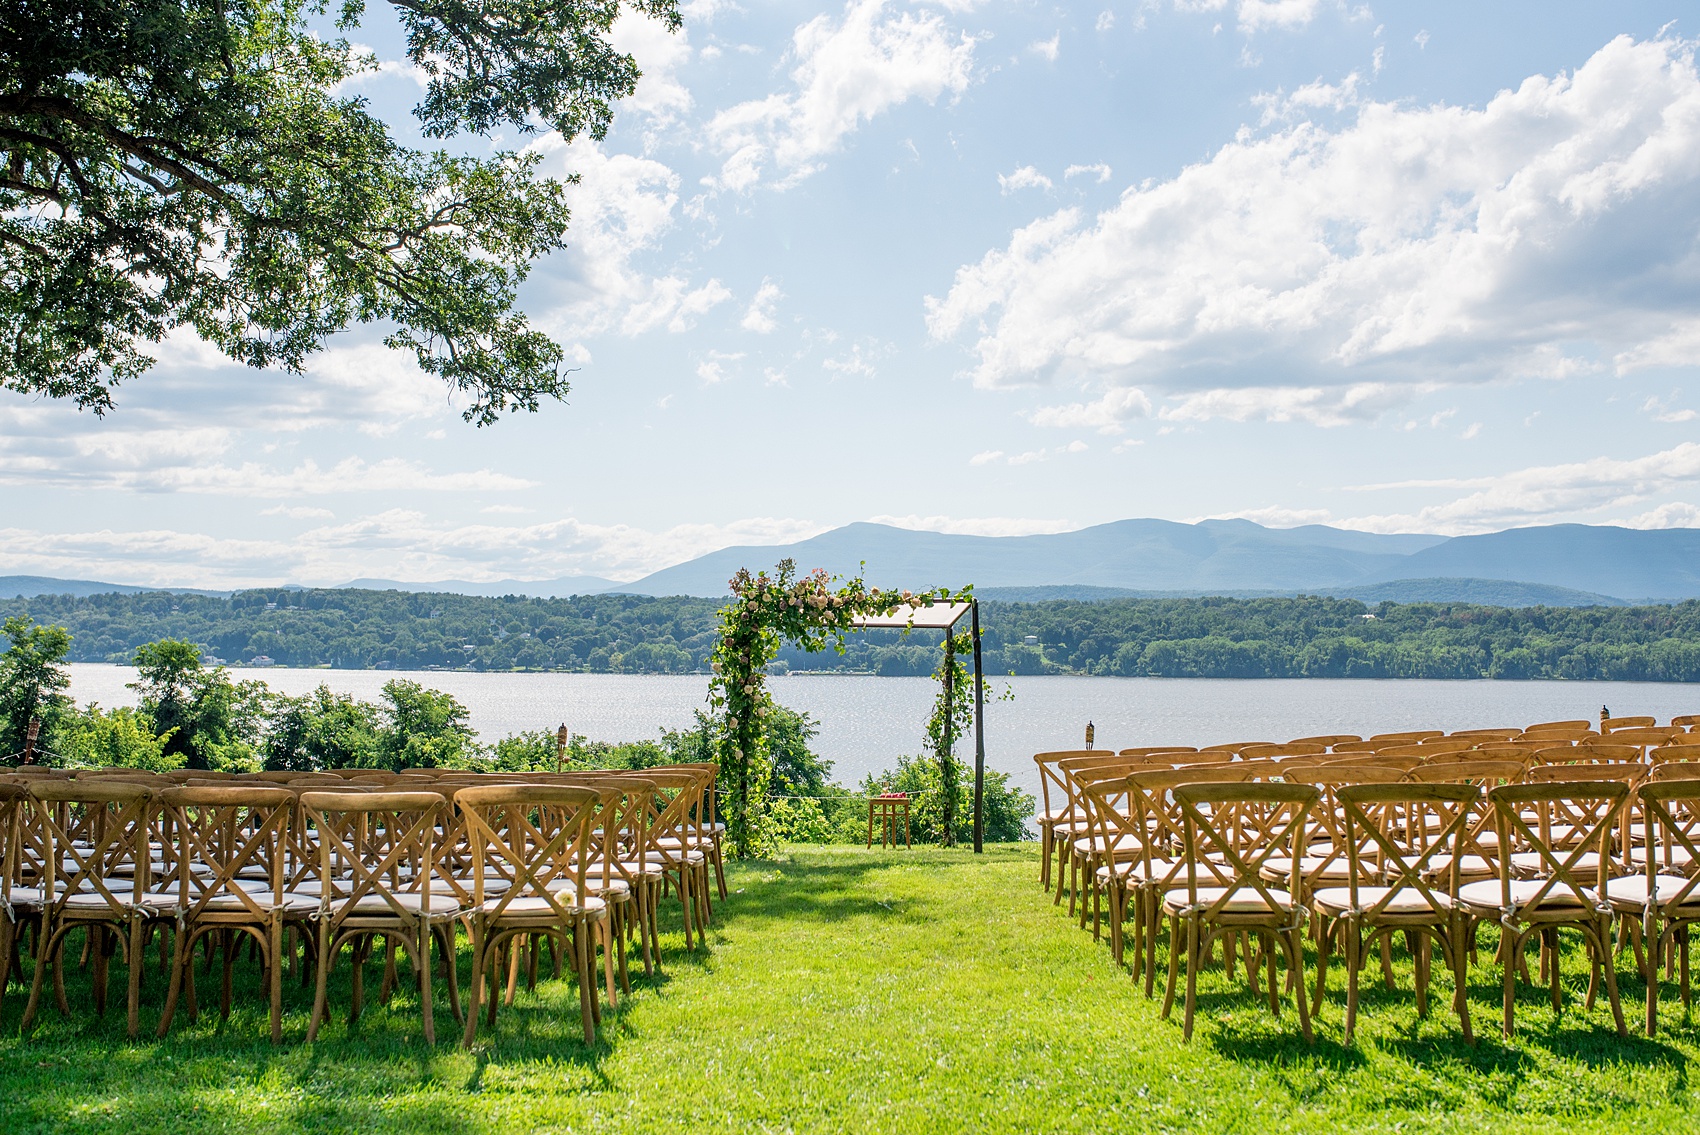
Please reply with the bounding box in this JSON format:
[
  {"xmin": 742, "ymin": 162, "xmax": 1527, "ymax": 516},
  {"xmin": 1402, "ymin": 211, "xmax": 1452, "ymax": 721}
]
[{"xmin": 57, "ymin": 704, "xmax": 177, "ymax": 770}]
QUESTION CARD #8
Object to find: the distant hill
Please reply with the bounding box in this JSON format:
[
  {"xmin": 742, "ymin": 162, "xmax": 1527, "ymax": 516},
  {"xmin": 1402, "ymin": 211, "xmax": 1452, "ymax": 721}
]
[
  {"xmin": 1326, "ymin": 578, "xmax": 1629, "ymax": 608},
  {"xmin": 623, "ymin": 519, "xmax": 1449, "ymax": 597},
  {"xmin": 975, "ymin": 578, "xmax": 1629, "ymax": 608},
  {"xmin": 618, "ymin": 519, "xmax": 1695, "ymax": 603},
  {"xmin": 12, "ymin": 519, "xmax": 1700, "ymax": 608},
  {"xmin": 1354, "ymin": 525, "xmax": 1700, "ymax": 602},
  {"xmin": 339, "ymin": 576, "xmax": 618, "ymax": 599},
  {"xmin": 0, "ymin": 575, "xmax": 231, "ymax": 600}
]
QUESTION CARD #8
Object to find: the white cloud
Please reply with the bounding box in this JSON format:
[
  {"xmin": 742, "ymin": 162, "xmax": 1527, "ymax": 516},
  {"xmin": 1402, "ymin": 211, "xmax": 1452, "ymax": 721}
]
[
  {"xmin": 1159, "ymin": 382, "xmax": 1417, "ymax": 426},
  {"xmin": 0, "ymin": 512, "xmax": 835, "ymax": 590},
  {"xmin": 1643, "ymin": 394, "xmax": 1699, "ymax": 422},
  {"xmin": 610, "ymin": 11, "xmax": 694, "ymax": 130},
  {"xmin": 998, "ymin": 165, "xmax": 1053, "ymax": 193},
  {"xmin": 1064, "ymin": 162, "xmax": 1113, "ymax": 183},
  {"xmin": 336, "ymin": 45, "xmax": 431, "ymax": 92},
  {"xmin": 261, "ymin": 506, "xmax": 336, "ymax": 520},
  {"xmin": 1029, "ymin": 33, "xmax": 1060, "ymax": 62},
  {"xmin": 1339, "ymin": 441, "xmax": 1700, "ymax": 534},
  {"xmin": 1007, "ymin": 449, "xmax": 1048, "ymax": 465},
  {"xmin": 822, "ymin": 344, "xmax": 883, "ymax": 377},
  {"xmin": 696, "ymin": 351, "xmax": 745, "ymax": 384},
  {"xmin": 1623, "ymin": 502, "xmax": 1700, "ymax": 529},
  {"xmin": 530, "ymin": 138, "xmax": 731, "ymax": 338},
  {"xmin": 1095, "ymin": 11, "xmax": 1115, "ymax": 32},
  {"xmin": 1253, "ymin": 72, "xmax": 1361, "ymax": 125},
  {"xmin": 867, "ymin": 514, "xmax": 1077, "ymax": 536},
  {"xmin": 704, "ymin": 0, "xmax": 976, "ymax": 191},
  {"xmin": 1237, "ymin": 0, "xmax": 1322, "ymax": 33},
  {"xmin": 969, "ymin": 449, "xmax": 1005, "ymax": 465},
  {"xmin": 1193, "ymin": 505, "xmax": 1334, "ymax": 526},
  {"xmin": 928, "ymin": 36, "xmax": 1700, "ymax": 418},
  {"xmin": 1028, "ymin": 386, "xmax": 1152, "ymax": 432},
  {"xmin": 742, "ymin": 280, "xmax": 785, "ymax": 333}
]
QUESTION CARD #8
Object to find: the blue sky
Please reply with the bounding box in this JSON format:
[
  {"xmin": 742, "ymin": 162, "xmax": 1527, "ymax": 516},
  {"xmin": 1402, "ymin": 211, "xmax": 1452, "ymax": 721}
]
[{"xmin": 5, "ymin": 0, "xmax": 1700, "ymax": 588}]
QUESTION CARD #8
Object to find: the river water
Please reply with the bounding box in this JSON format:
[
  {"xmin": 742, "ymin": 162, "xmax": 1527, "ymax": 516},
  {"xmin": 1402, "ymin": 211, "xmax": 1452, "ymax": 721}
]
[{"xmin": 64, "ymin": 664, "xmax": 1700, "ymax": 799}]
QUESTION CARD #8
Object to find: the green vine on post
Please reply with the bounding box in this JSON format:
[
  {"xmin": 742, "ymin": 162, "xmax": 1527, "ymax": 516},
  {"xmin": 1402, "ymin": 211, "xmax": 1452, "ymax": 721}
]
[
  {"xmin": 708, "ymin": 559, "xmax": 971, "ymax": 858},
  {"xmin": 926, "ymin": 630, "xmax": 972, "ymax": 847}
]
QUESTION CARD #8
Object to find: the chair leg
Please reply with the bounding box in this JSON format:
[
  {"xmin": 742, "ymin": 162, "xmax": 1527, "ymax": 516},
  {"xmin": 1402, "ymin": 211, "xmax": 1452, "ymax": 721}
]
[
  {"xmin": 1311, "ymin": 918, "xmax": 1333, "ymax": 1020},
  {"xmin": 156, "ymin": 926, "xmax": 190, "ymax": 1039},
  {"xmin": 269, "ymin": 920, "xmax": 284, "ymax": 1046},
  {"xmin": 1344, "ymin": 924, "xmax": 1362, "ymax": 1045},
  {"xmin": 1182, "ymin": 919, "xmax": 1201, "ymax": 1042},
  {"xmin": 1647, "ymin": 914, "xmax": 1662, "ymax": 1037},
  {"xmin": 1160, "ymin": 914, "xmax": 1182, "ymax": 1021},
  {"xmin": 1414, "ymin": 931, "xmax": 1430, "ymax": 1019},
  {"xmin": 418, "ymin": 925, "xmax": 436, "ymax": 1047},
  {"xmin": 1286, "ymin": 928, "xmax": 1314, "ymax": 1045},
  {"xmin": 1448, "ymin": 915, "xmax": 1473, "ymax": 1045},
  {"xmin": 1599, "ymin": 918, "xmax": 1627, "ymax": 1037},
  {"xmin": 1502, "ymin": 928, "xmax": 1519, "ymax": 1038},
  {"xmin": 576, "ymin": 921, "xmax": 596, "ymax": 1045},
  {"xmin": 307, "ymin": 923, "xmax": 334, "ymax": 1043},
  {"xmin": 461, "ymin": 929, "xmax": 484, "ymax": 1048},
  {"xmin": 126, "ymin": 918, "xmax": 145, "ymax": 1040}
]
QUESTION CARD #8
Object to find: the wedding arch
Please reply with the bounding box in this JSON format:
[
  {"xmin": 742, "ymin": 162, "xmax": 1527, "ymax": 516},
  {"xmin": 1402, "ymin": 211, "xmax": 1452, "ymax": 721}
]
[{"xmin": 708, "ymin": 560, "xmax": 989, "ymax": 858}]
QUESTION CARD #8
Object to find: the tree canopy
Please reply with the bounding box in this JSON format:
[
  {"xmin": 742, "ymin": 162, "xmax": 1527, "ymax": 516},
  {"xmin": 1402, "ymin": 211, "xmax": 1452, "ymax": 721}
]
[{"xmin": 0, "ymin": 0, "xmax": 678, "ymax": 422}]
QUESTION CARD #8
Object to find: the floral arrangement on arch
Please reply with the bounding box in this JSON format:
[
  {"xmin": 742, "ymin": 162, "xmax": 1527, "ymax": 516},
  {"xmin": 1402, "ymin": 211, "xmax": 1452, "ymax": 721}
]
[{"xmin": 708, "ymin": 558, "xmax": 969, "ymax": 857}]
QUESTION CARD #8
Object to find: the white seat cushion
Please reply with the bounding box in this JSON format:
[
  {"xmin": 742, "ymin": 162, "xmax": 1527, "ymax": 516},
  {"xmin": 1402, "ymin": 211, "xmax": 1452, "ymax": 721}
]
[
  {"xmin": 1457, "ymin": 878, "xmax": 1594, "ymax": 912},
  {"xmin": 1162, "ymin": 885, "xmax": 1296, "ymax": 915},
  {"xmin": 1312, "ymin": 885, "xmax": 1453, "ymax": 916}
]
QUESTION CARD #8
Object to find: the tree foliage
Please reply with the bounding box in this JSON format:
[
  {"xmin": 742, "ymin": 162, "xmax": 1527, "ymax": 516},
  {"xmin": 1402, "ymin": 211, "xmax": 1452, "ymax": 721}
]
[
  {"xmin": 20, "ymin": 588, "xmax": 1700, "ymax": 682},
  {"xmin": 0, "ymin": 614, "xmax": 72, "ymax": 757},
  {"xmin": 0, "ymin": 0, "xmax": 677, "ymax": 421}
]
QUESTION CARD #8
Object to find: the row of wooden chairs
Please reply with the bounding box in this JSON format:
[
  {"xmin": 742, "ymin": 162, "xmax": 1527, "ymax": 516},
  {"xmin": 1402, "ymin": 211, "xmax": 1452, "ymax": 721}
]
[
  {"xmin": 1033, "ymin": 714, "xmax": 1700, "ymax": 1042},
  {"xmin": 0, "ymin": 762, "xmax": 723, "ymax": 1046}
]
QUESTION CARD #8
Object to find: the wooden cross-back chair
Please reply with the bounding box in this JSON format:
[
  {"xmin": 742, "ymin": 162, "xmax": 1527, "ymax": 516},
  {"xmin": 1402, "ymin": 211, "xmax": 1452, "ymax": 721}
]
[
  {"xmin": 301, "ymin": 790, "xmax": 461, "ymax": 1044},
  {"xmin": 653, "ymin": 761, "xmax": 727, "ymax": 901},
  {"xmin": 154, "ymin": 785, "xmax": 307, "ymax": 1043},
  {"xmin": 636, "ymin": 768, "xmax": 714, "ymax": 950},
  {"xmin": 1457, "ymin": 780, "xmax": 1630, "ymax": 1037},
  {"xmin": 525, "ymin": 777, "xmax": 628, "ymax": 1009},
  {"xmin": 1122, "ymin": 765, "xmax": 1255, "ymax": 996},
  {"xmin": 1078, "ymin": 776, "xmax": 1144, "ymax": 965},
  {"xmin": 1311, "ymin": 782, "xmax": 1481, "ymax": 1044},
  {"xmin": 0, "ymin": 783, "xmax": 26, "ymax": 1025},
  {"xmin": 1054, "ymin": 754, "xmax": 1143, "ymax": 912},
  {"xmin": 1162, "ymin": 782, "xmax": 1319, "ymax": 1043},
  {"xmin": 1604, "ymin": 778, "xmax": 1700, "ymax": 1036},
  {"xmin": 1268, "ymin": 767, "xmax": 1408, "ymax": 911},
  {"xmin": 1034, "ymin": 751, "xmax": 1096, "ymax": 892},
  {"xmin": 18, "ymin": 780, "xmax": 159, "ymax": 1038},
  {"xmin": 558, "ymin": 773, "xmax": 659, "ymax": 981},
  {"xmin": 454, "ymin": 784, "xmax": 605, "ymax": 1046},
  {"xmin": 1067, "ymin": 761, "xmax": 1147, "ymax": 931}
]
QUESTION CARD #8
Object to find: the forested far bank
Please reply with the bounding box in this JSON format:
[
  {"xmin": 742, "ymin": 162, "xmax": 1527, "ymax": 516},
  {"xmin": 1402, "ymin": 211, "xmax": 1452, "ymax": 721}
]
[{"xmin": 7, "ymin": 588, "xmax": 1700, "ymax": 681}]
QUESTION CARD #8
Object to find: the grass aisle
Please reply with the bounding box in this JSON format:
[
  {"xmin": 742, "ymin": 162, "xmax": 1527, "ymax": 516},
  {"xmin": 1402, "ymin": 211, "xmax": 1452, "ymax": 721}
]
[{"xmin": 2, "ymin": 845, "xmax": 1698, "ymax": 1133}]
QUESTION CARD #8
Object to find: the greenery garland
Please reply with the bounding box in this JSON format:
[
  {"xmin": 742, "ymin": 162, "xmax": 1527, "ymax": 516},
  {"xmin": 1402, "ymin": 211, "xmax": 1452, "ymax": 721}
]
[{"xmin": 709, "ymin": 559, "xmax": 970, "ymax": 857}]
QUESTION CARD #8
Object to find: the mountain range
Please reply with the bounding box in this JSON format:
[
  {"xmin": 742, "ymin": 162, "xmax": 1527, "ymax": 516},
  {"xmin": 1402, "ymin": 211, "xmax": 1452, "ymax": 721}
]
[
  {"xmin": 614, "ymin": 519, "xmax": 1700, "ymax": 604},
  {"xmin": 5, "ymin": 519, "xmax": 1700, "ymax": 607}
]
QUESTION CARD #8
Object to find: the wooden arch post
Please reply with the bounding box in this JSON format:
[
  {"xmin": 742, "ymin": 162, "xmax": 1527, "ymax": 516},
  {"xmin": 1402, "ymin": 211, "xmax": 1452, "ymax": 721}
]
[{"xmin": 850, "ymin": 598, "xmax": 987, "ymax": 853}]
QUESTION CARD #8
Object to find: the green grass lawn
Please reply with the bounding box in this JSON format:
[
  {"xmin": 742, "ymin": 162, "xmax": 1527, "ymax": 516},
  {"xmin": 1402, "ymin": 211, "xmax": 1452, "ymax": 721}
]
[{"xmin": 3, "ymin": 844, "xmax": 1699, "ymax": 1133}]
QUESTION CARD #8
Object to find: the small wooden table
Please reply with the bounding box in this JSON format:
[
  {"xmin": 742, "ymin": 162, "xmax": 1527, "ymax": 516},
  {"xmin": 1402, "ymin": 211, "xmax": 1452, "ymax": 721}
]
[{"xmin": 867, "ymin": 795, "xmax": 912, "ymax": 849}]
